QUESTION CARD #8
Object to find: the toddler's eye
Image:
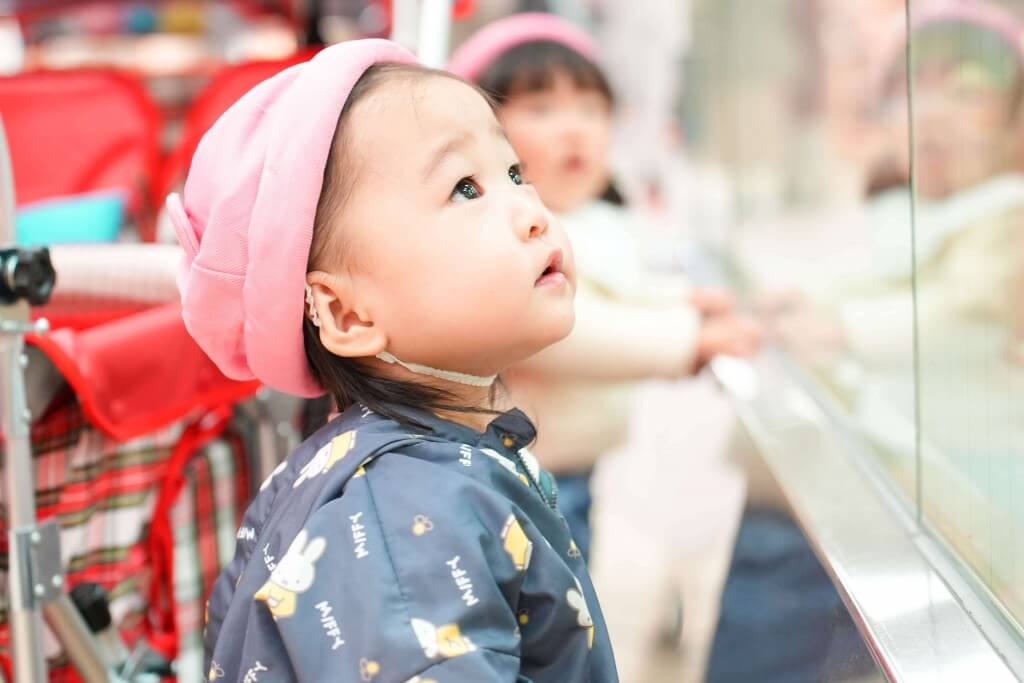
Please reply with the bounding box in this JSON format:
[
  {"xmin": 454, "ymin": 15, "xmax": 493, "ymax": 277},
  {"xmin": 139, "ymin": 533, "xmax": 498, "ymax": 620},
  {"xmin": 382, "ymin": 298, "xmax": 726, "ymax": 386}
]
[
  {"xmin": 451, "ymin": 177, "xmax": 481, "ymax": 202},
  {"xmin": 509, "ymin": 164, "xmax": 525, "ymax": 185}
]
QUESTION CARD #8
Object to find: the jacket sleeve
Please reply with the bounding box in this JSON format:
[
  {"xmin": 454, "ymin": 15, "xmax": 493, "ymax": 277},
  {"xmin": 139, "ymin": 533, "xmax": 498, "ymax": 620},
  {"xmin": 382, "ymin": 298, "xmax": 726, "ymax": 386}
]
[
  {"xmin": 514, "ymin": 283, "xmax": 701, "ymax": 381},
  {"xmin": 247, "ymin": 456, "xmax": 531, "ymax": 682}
]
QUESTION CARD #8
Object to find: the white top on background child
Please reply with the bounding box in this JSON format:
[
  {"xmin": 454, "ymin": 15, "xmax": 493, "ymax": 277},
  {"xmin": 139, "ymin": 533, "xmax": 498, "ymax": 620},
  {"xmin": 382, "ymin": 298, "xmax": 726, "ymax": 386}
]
[{"xmin": 450, "ymin": 14, "xmax": 761, "ymax": 472}]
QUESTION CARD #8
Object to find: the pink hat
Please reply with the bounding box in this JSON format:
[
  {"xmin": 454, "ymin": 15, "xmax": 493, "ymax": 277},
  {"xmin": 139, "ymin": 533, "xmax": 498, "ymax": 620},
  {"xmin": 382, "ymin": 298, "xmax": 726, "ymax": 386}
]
[
  {"xmin": 876, "ymin": 1, "xmax": 1024, "ymax": 95},
  {"xmin": 913, "ymin": 0, "xmax": 1023, "ymax": 50},
  {"xmin": 448, "ymin": 12, "xmax": 597, "ymax": 83},
  {"xmin": 166, "ymin": 39, "xmax": 418, "ymax": 397}
]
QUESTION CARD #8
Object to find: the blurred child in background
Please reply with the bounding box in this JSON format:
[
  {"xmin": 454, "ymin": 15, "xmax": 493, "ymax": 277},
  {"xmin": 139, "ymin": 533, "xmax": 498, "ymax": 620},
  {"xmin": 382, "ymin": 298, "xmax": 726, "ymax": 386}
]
[{"xmin": 450, "ymin": 10, "xmax": 760, "ymax": 567}]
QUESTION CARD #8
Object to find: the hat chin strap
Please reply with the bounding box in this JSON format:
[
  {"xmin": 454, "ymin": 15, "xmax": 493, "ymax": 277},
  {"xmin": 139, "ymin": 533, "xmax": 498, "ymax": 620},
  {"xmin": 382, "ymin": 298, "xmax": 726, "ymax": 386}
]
[
  {"xmin": 375, "ymin": 351, "xmax": 497, "ymax": 388},
  {"xmin": 305, "ymin": 285, "xmax": 495, "ymax": 387}
]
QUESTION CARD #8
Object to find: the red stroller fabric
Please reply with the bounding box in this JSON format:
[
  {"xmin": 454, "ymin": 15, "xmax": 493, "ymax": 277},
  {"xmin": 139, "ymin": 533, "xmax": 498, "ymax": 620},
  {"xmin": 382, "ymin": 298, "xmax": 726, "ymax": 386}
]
[
  {"xmin": 30, "ymin": 303, "xmax": 259, "ymax": 443},
  {"xmin": 0, "ymin": 304, "xmax": 259, "ymax": 680},
  {"xmin": 0, "ymin": 69, "xmax": 162, "ymax": 238},
  {"xmin": 156, "ymin": 51, "xmax": 318, "ymax": 203}
]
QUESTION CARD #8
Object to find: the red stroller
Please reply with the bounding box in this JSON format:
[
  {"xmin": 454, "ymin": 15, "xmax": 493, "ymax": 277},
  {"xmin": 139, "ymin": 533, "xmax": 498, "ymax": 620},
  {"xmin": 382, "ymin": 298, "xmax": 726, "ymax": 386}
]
[{"xmin": 0, "ymin": 67, "xmax": 266, "ymax": 682}]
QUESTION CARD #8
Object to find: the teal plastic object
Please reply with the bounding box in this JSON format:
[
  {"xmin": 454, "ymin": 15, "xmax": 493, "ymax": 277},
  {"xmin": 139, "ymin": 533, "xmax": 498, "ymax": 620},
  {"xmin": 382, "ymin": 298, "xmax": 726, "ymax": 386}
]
[{"xmin": 16, "ymin": 191, "xmax": 125, "ymax": 247}]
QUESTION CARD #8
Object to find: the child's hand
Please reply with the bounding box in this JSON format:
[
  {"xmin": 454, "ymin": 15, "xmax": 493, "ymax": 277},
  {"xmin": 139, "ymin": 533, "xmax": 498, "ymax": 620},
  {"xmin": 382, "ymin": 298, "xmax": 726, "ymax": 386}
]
[
  {"xmin": 765, "ymin": 308, "xmax": 846, "ymax": 367},
  {"xmin": 753, "ymin": 288, "xmax": 844, "ymax": 364},
  {"xmin": 751, "ymin": 288, "xmax": 807, "ymax": 319},
  {"xmin": 689, "ymin": 287, "xmax": 736, "ymax": 318},
  {"xmin": 1007, "ymin": 336, "xmax": 1024, "ymax": 366},
  {"xmin": 694, "ymin": 314, "xmax": 763, "ymax": 371}
]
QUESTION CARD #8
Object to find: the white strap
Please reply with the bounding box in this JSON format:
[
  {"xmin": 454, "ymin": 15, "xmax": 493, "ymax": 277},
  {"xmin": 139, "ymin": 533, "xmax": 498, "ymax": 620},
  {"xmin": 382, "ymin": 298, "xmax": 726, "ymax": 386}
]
[
  {"xmin": 376, "ymin": 351, "xmax": 497, "ymax": 387},
  {"xmin": 304, "ymin": 285, "xmax": 494, "ymax": 387}
]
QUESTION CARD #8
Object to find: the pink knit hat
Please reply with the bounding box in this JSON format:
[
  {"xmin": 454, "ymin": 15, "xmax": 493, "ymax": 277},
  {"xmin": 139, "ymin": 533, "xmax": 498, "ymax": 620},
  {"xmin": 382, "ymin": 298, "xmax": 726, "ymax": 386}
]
[
  {"xmin": 913, "ymin": 0, "xmax": 1023, "ymax": 51},
  {"xmin": 166, "ymin": 39, "xmax": 418, "ymax": 397},
  {"xmin": 448, "ymin": 12, "xmax": 597, "ymax": 82},
  {"xmin": 875, "ymin": 1, "xmax": 1024, "ymax": 97}
]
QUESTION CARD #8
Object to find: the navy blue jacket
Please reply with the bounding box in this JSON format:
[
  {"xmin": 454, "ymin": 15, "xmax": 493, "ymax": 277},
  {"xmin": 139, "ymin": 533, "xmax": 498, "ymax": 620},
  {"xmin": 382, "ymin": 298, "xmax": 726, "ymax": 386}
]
[{"xmin": 204, "ymin": 403, "xmax": 619, "ymax": 682}]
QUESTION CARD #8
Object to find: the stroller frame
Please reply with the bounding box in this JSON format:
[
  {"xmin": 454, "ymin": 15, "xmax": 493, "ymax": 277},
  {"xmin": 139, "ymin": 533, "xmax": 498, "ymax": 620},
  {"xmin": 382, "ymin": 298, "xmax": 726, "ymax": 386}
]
[{"xmin": 0, "ymin": 120, "xmax": 128, "ymax": 683}]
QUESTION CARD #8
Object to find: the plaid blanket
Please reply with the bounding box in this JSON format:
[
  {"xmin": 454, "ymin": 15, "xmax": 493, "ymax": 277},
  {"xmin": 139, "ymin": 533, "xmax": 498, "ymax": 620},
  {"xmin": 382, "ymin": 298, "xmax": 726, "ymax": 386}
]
[
  {"xmin": 0, "ymin": 389, "xmax": 250, "ymax": 682},
  {"xmin": 170, "ymin": 432, "xmax": 249, "ymax": 683}
]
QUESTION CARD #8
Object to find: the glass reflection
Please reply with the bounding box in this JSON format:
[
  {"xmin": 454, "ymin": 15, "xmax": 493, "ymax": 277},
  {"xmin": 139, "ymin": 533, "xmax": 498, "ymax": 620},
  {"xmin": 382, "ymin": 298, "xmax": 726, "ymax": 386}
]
[
  {"xmin": 906, "ymin": 1, "xmax": 1024, "ymax": 623},
  {"xmin": 720, "ymin": 0, "xmax": 1024, "ymax": 627}
]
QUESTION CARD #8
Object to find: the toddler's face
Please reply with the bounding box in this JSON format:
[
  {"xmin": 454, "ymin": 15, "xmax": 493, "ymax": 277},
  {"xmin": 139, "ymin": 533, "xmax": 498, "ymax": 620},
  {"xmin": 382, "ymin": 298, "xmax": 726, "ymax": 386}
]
[
  {"xmin": 880, "ymin": 25, "xmax": 1024, "ymax": 201},
  {"xmin": 909, "ymin": 64, "xmax": 1023, "ymax": 200},
  {"xmin": 316, "ymin": 75, "xmax": 576, "ymax": 378},
  {"xmin": 499, "ymin": 71, "xmax": 612, "ymax": 214}
]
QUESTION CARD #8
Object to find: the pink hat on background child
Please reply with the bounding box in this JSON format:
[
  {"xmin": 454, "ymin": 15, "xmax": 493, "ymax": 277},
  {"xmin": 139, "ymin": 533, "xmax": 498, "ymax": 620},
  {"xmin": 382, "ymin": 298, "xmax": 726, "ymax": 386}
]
[
  {"xmin": 875, "ymin": 1, "xmax": 1024, "ymax": 96},
  {"xmin": 448, "ymin": 12, "xmax": 597, "ymax": 81},
  {"xmin": 166, "ymin": 39, "xmax": 418, "ymax": 397},
  {"xmin": 912, "ymin": 0, "xmax": 1024, "ymax": 49}
]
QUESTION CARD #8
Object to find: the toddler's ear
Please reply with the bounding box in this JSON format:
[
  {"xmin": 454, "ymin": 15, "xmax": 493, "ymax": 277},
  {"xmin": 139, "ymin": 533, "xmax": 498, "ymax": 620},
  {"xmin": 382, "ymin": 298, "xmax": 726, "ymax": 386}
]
[{"xmin": 306, "ymin": 271, "xmax": 388, "ymax": 359}]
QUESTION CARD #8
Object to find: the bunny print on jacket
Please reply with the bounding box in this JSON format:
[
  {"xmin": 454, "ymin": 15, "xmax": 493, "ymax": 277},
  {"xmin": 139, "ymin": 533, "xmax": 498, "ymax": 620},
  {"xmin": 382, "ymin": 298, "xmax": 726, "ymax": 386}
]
[
  {"xmin": 254, "ymin": 530, "xmax": 326, "ymax": 619},
  {"xmin": 204, "ymin": 404, "xmax": 618, "ymax": 682}
]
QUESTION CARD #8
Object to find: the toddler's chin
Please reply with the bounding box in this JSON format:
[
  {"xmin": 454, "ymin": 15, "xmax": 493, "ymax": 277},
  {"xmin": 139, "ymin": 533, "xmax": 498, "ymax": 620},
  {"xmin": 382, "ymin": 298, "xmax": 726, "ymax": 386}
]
[
  {"xmin": 535, "ymin": 307, "xmax": 576, "ymax": 349},
  {"xmin": 495, "ymin": 306, "xmax": 575, "ymax": 368}
]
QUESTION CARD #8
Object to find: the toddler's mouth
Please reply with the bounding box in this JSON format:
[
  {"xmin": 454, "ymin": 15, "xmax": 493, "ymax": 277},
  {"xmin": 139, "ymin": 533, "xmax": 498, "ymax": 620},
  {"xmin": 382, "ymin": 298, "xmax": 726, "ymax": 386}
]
[{"xmin": 535, "ymin": 249, "xmax": 568, "ymax": 287}]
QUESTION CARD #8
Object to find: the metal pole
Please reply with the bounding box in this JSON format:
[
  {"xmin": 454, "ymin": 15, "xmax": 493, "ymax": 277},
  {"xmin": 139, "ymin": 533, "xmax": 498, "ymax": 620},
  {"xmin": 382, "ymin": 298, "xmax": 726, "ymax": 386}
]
[
  {"xmin": 390, "ymin": 0, "xmax": 419, "ymax": 52},
  {"xmin": 44, "ymin": 595, "xmax": 112, "ymax": 683},
  {"xmin": 0, "ymin": 118, "xmax": 46, "ymax": 683},
  {"xmin": 417, "ymin": 0, "xmax": 453, "ymax": 68},
  {"xmin": 3, "ymin": 320, "xmax": 46, "ymax": 683}
]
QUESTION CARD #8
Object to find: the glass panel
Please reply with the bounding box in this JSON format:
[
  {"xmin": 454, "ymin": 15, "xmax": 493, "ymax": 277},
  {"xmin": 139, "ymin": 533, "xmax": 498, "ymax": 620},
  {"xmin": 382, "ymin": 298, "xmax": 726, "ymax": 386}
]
[
  {"xmin": 907, "ymin": 0, "xmax": 1024, "ymax": 624},
  {"xmin": 681, "ymin": 0, "xmax": 920, "ymax": 496},
  {"xmin": 683, "ymin": 0, "xmax": 1024, "ymax": 631}
]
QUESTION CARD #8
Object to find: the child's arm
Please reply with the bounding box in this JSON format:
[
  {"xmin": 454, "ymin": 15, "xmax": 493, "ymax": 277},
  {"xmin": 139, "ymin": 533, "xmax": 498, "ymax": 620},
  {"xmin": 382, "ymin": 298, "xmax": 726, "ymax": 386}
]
[
  {"xmin": 515, "ymin": 290, "xmax": 761, "ymax": 381},
  {"xmin": 514, "ymin": 291, "xmax": 701, "ymax": 381}
]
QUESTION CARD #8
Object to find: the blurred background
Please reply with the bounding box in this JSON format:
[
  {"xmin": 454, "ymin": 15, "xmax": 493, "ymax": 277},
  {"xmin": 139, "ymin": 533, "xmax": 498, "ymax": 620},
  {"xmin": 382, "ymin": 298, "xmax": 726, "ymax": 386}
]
[{"xmin": 1, "ymin": 0, "xmax": 1023, "ymax": 681}]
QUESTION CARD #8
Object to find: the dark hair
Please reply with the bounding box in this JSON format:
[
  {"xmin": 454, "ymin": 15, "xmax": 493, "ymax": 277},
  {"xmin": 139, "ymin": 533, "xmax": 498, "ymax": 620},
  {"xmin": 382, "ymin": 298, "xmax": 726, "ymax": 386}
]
[
  {"xmin": 476, "ymin": 39, "xmax": 624, "ymax": 205},
  {"xmin": 475, "ymin": 39, "xmax": 614, "ymax": 105},
  {"xmin": 303, "ymin": 63, "xmax": 500, "ymax": 429}
]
